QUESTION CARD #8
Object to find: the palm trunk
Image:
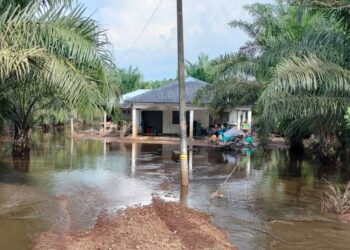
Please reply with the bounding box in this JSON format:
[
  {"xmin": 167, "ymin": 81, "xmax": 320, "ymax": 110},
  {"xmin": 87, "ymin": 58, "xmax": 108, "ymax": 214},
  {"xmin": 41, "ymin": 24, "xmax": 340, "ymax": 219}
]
[{"xmin": 12, "ymin": 127, "xmax": 31, "ymax": 159}]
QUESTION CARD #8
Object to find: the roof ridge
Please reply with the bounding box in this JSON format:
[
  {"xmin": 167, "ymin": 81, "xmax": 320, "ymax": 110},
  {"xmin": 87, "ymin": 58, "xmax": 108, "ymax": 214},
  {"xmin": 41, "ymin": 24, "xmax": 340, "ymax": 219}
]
[
  {"xmin": 126, "ymin": 77, "xmax": 209, "ymax": 104},
  {"xmin": 127, "ymin": 80, "xmax": 177, "ymax": 101}
]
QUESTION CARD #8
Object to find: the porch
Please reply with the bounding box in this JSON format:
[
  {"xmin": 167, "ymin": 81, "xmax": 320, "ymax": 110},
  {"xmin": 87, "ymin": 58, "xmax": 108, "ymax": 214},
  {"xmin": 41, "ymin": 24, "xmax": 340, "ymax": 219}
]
[{"xmin": 131, "ymin": 104, "xmax": 209, "ymax": 139}]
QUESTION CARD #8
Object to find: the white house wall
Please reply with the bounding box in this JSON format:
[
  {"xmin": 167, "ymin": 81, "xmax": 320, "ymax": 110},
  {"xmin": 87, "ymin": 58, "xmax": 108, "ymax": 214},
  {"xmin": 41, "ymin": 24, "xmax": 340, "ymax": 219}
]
[
  {"xmin": 228, "ymin": 107, "xmax": 253, "ymax": 130},
  {"xmin": 162, "ymin": 110, "xmax": 179, "ymax": 134},
  {"xmin": 133, "ymin": 104, "xmax": 248, "ymax": 135},
  {"xmin": 229, "ymin": 110, "xmax": 238, "ymax": 126},
  {"xmin": 194, "ymin": 110, "xmax": 209, "ymax": 129},
  {"xmin": 162, "ymin": 109, "xmax": 209, "ymax": 135}
]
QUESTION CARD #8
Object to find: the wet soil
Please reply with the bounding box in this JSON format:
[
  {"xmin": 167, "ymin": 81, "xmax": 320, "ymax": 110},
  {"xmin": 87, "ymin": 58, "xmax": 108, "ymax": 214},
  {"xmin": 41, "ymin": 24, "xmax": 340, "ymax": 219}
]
[{"xmin": 31, "ymin": 198, "xmax": 236, "ymax": 250}]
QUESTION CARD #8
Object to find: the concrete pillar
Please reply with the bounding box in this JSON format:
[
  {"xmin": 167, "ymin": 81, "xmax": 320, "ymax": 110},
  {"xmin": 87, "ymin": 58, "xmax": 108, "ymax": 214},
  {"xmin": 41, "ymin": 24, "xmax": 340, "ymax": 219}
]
[
  {"xmin": 189, "ymin": 110, "xmax": 194, "ymax": 139},
  {"xmin": 132, "ymin": 107, "xmax": 138, "ymax": 137},
  {"xmin": 237, "ymin": 110, "xmax": 242, "ymax": 130},
  {"xmin": 247, "ymin": 110, "xmax": 252, "ymax": 133},
  {"xmin": 234, "ymin": 110, "xmax": 238, "ymax": 123}
]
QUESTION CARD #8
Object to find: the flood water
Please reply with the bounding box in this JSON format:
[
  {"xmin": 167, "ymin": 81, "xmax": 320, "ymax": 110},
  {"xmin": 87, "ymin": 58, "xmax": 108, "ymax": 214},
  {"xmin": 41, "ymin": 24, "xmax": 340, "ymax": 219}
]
[{"xmin": 0, "ymin": 132, "xmax": 350, "ymax": 250}]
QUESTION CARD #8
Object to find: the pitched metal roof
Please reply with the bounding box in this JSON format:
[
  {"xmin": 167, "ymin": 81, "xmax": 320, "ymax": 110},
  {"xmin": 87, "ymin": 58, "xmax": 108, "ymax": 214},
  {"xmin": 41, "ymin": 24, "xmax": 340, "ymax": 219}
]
[
  {"xmin": 119, "ymin": 89, "xmax": 151, "ymax": 104},
  {"xmin": 126, "ymin": 77, "xmax": 209, "ymax": 104}
]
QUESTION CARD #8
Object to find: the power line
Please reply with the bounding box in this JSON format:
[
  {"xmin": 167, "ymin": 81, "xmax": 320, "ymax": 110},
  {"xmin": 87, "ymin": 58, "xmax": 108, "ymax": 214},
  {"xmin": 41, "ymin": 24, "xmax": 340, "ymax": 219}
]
[{"xmin": 117, "ymin": 0, "xmax": 164, "ymax": 65}]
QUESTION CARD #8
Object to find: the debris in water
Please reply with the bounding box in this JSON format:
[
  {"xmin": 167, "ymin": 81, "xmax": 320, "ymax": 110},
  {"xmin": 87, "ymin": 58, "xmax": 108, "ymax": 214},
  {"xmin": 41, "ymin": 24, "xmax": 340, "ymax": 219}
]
[
  {"xmin": 210, "ymin": 191, "xmax": 226, "ymax": 199},
  {"xmin": 210, "ymin": 164, "xmax": 239, "ymax": 199}
]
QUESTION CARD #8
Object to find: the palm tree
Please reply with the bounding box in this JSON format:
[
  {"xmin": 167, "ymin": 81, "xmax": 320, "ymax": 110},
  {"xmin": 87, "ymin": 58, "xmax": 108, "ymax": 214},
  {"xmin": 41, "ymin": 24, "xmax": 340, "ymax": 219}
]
[
  {"xmin": 258, "ymin": 2, "xmax": 350, "ymax": 148},
  {"xmin": 215, "ymin": 2, "xmax": 346, "ymax": 132},
  {"xmin": 0, "ymin": 1, "xmax": 116, "ymax": 159},
  {"xmin": 185, "ymin": 53, "xmax": 216, "ymax": 83},
  {"xmin": 195, "ymin": 77, "xmax": 262, "ymax": 117},
  {"xmin": 202, "ymin": 0, "xmax": 350, "ymax": 160},
  {"xmin": 119, "ymin": 66, "xmax": 143, "ymax": 94}
]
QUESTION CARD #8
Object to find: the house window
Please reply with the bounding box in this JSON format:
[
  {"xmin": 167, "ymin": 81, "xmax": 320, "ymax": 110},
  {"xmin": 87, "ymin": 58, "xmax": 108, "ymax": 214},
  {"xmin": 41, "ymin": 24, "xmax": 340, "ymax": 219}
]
[
  {"xmin": 172, "ymin": 111, "xmax": 190, "ymax": 124},
  {"xmin": 172, "ymin": 111, "xmax": 179, "ymax": 124}
]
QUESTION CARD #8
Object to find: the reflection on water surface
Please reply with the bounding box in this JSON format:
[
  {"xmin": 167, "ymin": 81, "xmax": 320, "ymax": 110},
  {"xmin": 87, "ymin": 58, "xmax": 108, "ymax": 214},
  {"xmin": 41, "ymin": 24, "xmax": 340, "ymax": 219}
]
[{"xmin": 0, "ymin": 132, "xmax": 350, "ymax": 250}]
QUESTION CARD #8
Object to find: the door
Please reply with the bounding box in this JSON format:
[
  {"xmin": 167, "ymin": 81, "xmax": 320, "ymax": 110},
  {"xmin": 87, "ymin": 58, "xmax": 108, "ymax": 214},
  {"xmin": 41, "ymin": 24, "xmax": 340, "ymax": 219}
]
[{"xmin": 141, "ymin": 111, "xmax": 163, "ymax": 135}]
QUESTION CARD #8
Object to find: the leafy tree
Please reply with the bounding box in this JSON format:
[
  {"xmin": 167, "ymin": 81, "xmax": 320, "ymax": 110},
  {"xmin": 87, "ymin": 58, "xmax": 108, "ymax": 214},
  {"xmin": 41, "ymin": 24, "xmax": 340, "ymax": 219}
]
[
  {"xmin": 0, "ymin": 1, "xmax": 115, "ymax": 159},
  {"xmin": 118, "ymin": 66, "xmax": 173, "ymax": 94},
  {"xmin": 0, "ymin": 0, "xmax": 73, "ymax": 12},
  {"xmin": 202, "ymin": 0, "xmax": 350, "ymax": 161},
  {"xmin": 257, "ymin": 1, "xmax": 350, "ymax": 157},
  {"xmin": 185, "ymin": 53, "xmax": 216, "ymax": 83},
  {"xmin": 195, "ymin": 78, "xmax": 262, "ymax": 117},
  {"xmin": 142, "ymin": 78, "xmax": 175, "ymax": 89},
  {"xmin": 119, "ymin": 66, "xmax": 143, "ymax": 94}
]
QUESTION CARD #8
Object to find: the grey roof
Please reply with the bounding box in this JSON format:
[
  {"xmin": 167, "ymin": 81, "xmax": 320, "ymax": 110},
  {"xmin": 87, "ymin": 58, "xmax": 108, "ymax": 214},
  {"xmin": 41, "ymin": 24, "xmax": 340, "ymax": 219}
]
[
  {"xmin": 119, "ymin": 89, "xmax": 151, "ymax": 104},
  {"xmin": 126, "ymin": 77, "xmax": 209, "ymax": 104}
]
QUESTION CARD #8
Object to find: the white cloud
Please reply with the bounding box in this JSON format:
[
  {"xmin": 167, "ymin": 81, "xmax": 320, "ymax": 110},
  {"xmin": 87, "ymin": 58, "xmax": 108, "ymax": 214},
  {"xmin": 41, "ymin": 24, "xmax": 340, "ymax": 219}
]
[{"xmin": 84, "ymin": 0, "xmax": 272, "ymax": 80}]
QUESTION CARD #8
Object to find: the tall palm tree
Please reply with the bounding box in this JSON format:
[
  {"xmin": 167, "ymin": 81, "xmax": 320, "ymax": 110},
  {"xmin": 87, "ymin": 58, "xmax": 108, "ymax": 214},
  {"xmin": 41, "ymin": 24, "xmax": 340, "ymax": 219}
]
[
  {"xmin": 259, "ymin": 2, "xmax": 350, "ymax": 141},
  {"xmin": 202, "ymin": 0, "xmax": 350, "ymax": 161},
  {"xmin": 0, "ymin": 1, "xmax": 116, "ymax": 159},
  {"xmin": 119, "ymin": 66, "xmax": 143, "ymax": 94},
  {"xmin": 185, "ymin": 53, "xmax": 216, "ymax": 83},
  {"xmin": 215, "ymin": 1, "xmax": 347, "ymax": 133}
]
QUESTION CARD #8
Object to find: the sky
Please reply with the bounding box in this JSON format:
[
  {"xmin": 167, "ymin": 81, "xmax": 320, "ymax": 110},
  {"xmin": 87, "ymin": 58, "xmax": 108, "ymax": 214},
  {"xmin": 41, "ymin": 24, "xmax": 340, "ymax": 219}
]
[{"xmin": 83, "ymin": 0, "xmax": 271, "ymax": 80}]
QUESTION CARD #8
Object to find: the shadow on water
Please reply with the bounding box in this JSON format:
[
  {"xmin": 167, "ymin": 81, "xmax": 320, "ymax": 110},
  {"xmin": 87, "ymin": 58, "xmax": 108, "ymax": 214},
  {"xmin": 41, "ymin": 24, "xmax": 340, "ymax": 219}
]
[
  {"xmin": 13, "ymin": 160, "xmax": 30, "ymax": 172},
  {"xmin": 0, "ymin": 131, "xmax": 350, "ymax": 249}
]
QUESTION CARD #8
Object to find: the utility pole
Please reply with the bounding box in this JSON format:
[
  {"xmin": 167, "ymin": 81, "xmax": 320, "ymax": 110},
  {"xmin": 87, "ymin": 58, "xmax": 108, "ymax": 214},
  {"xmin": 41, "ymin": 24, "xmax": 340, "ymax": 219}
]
[{"xmin": 177, "ymin": 0, "xmax": 189, "ymax": 186}]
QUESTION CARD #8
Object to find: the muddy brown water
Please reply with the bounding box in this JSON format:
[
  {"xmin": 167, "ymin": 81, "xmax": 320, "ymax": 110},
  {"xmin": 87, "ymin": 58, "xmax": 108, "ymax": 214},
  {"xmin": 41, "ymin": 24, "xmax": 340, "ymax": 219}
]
[{"xmin": 0, "ymin": 132, "xmax": 350, "ymax": 250}]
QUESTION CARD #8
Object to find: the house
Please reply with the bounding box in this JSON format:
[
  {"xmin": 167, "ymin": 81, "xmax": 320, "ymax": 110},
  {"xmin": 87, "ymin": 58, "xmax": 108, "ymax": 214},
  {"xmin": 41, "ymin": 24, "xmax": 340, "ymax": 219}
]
[
  {"xmin": 119, "ymin": 89, "xmax": 151, "ymax": 121},
  {"xmin": 121, "ymin": 77, "xmax": 252, "ymax": 138}
]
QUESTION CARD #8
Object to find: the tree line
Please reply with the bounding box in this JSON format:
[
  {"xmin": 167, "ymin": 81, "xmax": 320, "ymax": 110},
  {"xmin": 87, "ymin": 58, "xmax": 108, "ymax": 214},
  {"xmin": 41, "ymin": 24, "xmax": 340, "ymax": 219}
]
[
  {"xmin": 0, "ymin": 0, "xmax": 174, "ymax": 159},
  {"xmin": 2, "ymin": 0, "xmax": 350, "ymax": 163},
  {"xmin": 189, "ymin": 0, "xmax": 350, "ymax": 163}
]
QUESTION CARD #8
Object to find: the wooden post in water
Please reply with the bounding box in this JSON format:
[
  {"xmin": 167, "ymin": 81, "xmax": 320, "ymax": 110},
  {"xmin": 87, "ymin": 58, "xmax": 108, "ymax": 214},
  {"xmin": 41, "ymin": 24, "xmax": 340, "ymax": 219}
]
[
  {"xmin": 177, "ymin": 0, "xmax": 189, "ymax": 186},
  {"xmin": 103, "ymin": 111, "xmax": 107, "ymax": 133},
  {"xmin": 70, "ymin": 116, "xmax": 74, "ymax": 136}
]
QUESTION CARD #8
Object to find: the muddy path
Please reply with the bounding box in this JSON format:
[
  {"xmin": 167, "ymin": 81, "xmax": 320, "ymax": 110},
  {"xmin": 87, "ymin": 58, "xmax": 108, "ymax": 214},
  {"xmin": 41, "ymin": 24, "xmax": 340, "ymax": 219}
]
[{"xmin": 31, "ymin": 197, "xmax": 236, "ymax": 250}]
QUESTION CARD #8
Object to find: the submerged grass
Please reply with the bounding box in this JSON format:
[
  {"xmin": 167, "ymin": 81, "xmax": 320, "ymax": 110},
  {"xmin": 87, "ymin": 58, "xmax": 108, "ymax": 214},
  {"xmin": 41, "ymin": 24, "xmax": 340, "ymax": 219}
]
[{"xmin": 321, "ymin": 180, "xmax": 350, "ymax": 215}]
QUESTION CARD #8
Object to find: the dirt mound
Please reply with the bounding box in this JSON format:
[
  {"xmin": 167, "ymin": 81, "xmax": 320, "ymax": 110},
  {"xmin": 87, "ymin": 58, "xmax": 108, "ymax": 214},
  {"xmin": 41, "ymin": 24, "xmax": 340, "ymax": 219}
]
[{"xmin": 31, "ymin": 198, "xmax": 235, "ymax": 250}]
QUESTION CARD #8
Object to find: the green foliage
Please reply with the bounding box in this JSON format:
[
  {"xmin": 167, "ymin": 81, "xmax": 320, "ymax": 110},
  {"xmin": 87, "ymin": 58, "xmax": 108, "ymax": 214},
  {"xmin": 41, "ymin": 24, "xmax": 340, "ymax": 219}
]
[
  {"xmin": 185, "ymin": 53, "xmax": 216, "ymax": 83},
  {"xmin": 195, "ymin": 78, "xmax": 261, "ymax": 116},
  {"xmin": 118, "ymin": 65, "xmax": 174, "ymax": 94},
  {"xmin": 261, "ymin": 54, "xmax": 350, "ymax": 136},
  {"xmin": 0, "ymin": 0, "xmax": 116, "ymax": 145},
  {"xmin": 0, "ymin": 0, "xmax": 74, "ymax": 13},
  {"xmin": 119, "ymin": 66, "xmax": 143, "ymax": 94},
  {"xmin": 345, "ymin": 108, "xmax": 350, "ymax": 128},
  {"xmin": 142, "ymin": 78, "xmax": 175, "ymax": 89},
  {"xmin": 210, "ymin": 0, "xmax": 350, "ymax": 146}
]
